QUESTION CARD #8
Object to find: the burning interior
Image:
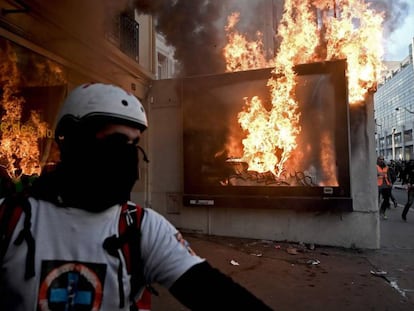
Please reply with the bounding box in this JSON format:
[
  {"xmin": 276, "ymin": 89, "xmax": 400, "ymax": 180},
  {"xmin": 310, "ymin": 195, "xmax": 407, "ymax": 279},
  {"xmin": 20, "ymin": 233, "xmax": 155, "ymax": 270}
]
[
  {"xmin": 0, "ymin": 38, "xmax": 66, "ymax": 190},
  {"xmin": 183, "ymin": 59, "xmax": 352, "ymax": 210}
]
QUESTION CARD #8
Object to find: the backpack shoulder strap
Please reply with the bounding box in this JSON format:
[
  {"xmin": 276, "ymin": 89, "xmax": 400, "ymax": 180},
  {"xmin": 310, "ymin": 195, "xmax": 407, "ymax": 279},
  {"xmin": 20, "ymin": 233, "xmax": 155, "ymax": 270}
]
[
  {"xmin": 0, "ymin": 196, "xmax": 24, "ymax": 261},
  {"xmin": 0, "ymin": 195, "xmax": 35, "ymax": 279},
  {"xmin": 103, "ymin": 202, "xmax": 149, "ymax": 310},
  {"xmin": 119, "ymin": 202, "xmax": 144, "ymax": 273},
  {"xmin": 121, "ymin": 202, "xmax": 154, "ymax": 311}
]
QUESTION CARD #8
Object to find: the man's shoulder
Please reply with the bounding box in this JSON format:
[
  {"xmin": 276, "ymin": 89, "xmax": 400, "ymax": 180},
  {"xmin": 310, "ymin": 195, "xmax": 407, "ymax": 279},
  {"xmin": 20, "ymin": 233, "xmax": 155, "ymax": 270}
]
[
  {"xmin": 123, "ymin": 202, "xmax": 169, "ymax": 227},
  {"xmin": 139, "ymin": 206, "xmax": 167, "ymax": 224}
]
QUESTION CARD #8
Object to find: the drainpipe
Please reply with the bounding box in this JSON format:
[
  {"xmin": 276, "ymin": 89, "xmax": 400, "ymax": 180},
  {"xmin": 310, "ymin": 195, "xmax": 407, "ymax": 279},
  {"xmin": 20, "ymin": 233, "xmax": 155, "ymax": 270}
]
[
  {"xmin": 402, "ymin": 125, "xmax": 405, "ymax": 160},
  {"xmin": 392, "ymin": 127, "xmax": 396, "ymax": 160}
]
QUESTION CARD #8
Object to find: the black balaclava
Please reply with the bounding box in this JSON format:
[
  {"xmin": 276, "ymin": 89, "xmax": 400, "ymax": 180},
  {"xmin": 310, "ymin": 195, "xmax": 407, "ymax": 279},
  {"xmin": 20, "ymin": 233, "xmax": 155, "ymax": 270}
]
[{"xmin": 54, "ymin": 122, "xmax": 141, "ymax": 212}]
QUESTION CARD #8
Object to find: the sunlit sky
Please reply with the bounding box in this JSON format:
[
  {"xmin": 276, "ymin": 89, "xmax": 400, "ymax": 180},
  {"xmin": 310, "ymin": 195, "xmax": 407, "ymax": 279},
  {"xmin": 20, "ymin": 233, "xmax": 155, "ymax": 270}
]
[{"xmin": 383, "ymin": 1, "xmax": 414, "ymax": 61}]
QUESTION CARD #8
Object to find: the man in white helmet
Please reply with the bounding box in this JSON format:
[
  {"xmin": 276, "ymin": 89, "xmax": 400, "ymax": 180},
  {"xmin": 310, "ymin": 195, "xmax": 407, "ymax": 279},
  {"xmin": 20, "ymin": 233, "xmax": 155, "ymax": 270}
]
[{"xmin": 0, "ymin": 83, "xmax": 272, "ymax": 310}]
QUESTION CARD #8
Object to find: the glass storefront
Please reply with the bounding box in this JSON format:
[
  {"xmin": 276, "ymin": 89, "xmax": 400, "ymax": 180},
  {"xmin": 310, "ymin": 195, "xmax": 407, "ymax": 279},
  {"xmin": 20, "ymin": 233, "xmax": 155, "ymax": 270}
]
[{"xmin": 0, "ymin": 37, "xmax": 67, "ymax": 188}]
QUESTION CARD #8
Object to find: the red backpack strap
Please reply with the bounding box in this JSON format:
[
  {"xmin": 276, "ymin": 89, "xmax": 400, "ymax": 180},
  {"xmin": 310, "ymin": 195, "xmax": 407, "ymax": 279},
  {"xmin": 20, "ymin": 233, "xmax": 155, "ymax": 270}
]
[
  {"xmin": 119, "ymin": 202, "xmax": 144, "ymax": 272},
  {"xmin": 137, "ymin": 287, "xmax": 152, "ymax": 311},
  {"xmin": 119, "ymin": 202, "xmax": 150, "ymax": 311},
  {"xmin": 103, "ymin": 202, "xmax": 150, "ymax": 310}
]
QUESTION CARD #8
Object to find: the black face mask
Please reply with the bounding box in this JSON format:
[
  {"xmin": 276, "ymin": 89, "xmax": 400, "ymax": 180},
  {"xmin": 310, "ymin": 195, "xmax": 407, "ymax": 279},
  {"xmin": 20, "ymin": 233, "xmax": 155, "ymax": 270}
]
[{"xmin": 59, "ymin": 134, "xmax": 141, "ymax": 212}]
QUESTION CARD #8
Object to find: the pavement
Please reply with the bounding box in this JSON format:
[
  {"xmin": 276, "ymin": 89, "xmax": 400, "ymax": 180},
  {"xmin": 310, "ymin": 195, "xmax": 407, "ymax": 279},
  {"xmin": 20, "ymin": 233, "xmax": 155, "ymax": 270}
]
[
  {"xmin": 394, "ymin": 181, "xmax": 406, "ymax": 190},
  {"xmin": 151, "ymin": 204, "xmax": 414, "ymax": 311}
]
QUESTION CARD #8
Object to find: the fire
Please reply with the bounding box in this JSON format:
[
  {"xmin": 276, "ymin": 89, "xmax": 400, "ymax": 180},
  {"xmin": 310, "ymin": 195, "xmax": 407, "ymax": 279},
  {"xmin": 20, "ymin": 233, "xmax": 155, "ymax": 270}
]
[
  {"xmin": 0, "ymin": 42, "xmax": 49, "ymax": 180},
  {"xmin": 223, "ymin": 12, "xmax": 274, "ymax": 72},
  {"xmin": 238, "ymin": 96, "xmax": 280, "ymax": 174},
  {"xmin": 315, "ymin": 0, "xmax": 384, "ymax": 103},
  {"xmin": 223, "ymin": 0, "xmax": 384, "ymax": 181},
  {"xmin": 320, "ymin": 132, "xmax": 338, "ymax": 186}
]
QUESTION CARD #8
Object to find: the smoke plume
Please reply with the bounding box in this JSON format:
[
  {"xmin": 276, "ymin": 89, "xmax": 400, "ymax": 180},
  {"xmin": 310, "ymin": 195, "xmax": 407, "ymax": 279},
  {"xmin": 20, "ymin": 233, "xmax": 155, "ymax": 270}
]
[
  {"xmin": 131, "ymin": 0, "xmax": 412, "ymax": 76},
  {"xmin": 368, "ymin": 0, "xmax": 410, "ymax": 35},
  {"xmin": 133, "ymin": 0, "xmax": 228, "ymax": 77}
]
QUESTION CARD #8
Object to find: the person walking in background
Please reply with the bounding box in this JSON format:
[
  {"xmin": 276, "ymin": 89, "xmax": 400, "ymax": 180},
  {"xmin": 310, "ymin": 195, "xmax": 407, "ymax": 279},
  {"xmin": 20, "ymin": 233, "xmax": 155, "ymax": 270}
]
[
  {"xmin": 388, "ymin": 160, "xmax": 398, "ymax": 208},
  {"xmin": 377, "ymin": 156, "xmax": 392, "ymax": 220},
  {"xmin": 400, "ymin": 159, "xmax": 414, "ymax": 221}
]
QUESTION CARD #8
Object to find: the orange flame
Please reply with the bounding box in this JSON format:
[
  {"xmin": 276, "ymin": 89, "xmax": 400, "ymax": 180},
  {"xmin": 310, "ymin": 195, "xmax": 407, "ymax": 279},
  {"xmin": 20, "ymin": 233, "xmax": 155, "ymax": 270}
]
[
  {"xmin": 0, "ymin": 42, "xmax": 49, "ymax": 180},
  {"xmin": 223, "ymin": 0, "xmax": 384, "ymax": 182},
  {"xmin": 223, "ymin": 12, "xmax": 274, "ymax": 72},
  {"xmin": 315, "ymin": 0, "xmax": 384, "ymax": 103},
  {"xmin": 319, "ymin": 132, "xmax": 338, "ymax": 186}
]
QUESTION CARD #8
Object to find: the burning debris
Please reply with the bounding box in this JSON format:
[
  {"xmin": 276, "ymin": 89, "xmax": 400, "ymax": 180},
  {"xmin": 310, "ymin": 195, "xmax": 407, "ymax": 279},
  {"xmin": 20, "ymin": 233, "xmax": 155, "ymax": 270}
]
[{"xmin": 221, "ymin": 157, "xmax": 316, "ymax": 187}]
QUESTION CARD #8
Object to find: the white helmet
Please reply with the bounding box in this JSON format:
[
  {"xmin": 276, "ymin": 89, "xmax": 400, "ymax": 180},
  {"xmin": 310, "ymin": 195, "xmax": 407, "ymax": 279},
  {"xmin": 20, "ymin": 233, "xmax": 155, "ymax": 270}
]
[{"xmin": 55, "ymin": 83, "xmax": 148, "ymax": 138}]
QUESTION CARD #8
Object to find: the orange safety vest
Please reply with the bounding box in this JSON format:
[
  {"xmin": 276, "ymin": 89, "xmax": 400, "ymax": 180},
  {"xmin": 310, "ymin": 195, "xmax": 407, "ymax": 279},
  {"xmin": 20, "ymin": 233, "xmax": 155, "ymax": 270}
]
[{"xmin": 377, "ymin": 165, "xmax": 391, "ymax": 187}]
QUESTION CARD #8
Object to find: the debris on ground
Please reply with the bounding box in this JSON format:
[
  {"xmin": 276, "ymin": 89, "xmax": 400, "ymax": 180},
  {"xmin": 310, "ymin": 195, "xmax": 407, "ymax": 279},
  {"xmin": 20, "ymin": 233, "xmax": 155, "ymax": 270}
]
[
  {"xmin": 287, "ymin": 247, "xmax": 299, "ymax": 255},
  {"xmin": 370, "ymin": 270, "xmax": 387, "ymax": 277},
  {"xmin": 307, "ymin": 259, "xmax": 321, "ymax": 265}
]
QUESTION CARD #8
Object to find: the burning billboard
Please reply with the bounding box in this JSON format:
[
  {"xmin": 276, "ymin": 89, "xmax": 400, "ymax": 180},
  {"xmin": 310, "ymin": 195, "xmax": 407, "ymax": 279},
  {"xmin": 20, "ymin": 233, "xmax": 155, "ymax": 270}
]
[
  {"xmin": 182, "ymin": 59, "xmax": 352, "ymax": 210},
  {"xmin": 178, "ymin": 0, "xmax": 385, "ymax": 210}
]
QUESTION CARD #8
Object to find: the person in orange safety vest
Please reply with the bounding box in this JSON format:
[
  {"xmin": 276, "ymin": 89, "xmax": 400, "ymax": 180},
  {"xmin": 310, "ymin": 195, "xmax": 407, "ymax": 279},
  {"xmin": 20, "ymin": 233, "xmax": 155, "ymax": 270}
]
[{"xmin": 377, "ymin": 156, "xmax": 392, "ymax": 219}]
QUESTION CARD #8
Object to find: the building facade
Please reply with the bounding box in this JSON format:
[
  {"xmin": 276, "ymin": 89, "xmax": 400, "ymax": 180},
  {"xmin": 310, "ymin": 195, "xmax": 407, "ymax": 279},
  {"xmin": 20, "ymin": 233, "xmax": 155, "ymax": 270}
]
[
  {"xmin": 374, "ymin": 39, "xmax": 414, "ymax": 161},
  {"xmin": 0, "ymin": 0, "xmax": 156, "ymax": 202},
  {"xmin": 155, "ymin": 33, "xmax": 176, "ymax": 79}
]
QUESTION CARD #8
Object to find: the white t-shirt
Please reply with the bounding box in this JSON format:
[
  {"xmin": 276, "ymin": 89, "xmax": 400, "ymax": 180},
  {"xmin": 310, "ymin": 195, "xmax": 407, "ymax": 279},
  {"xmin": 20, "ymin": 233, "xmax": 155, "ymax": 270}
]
[{"xmin": 0, "ymin": 198, "xmax": 204, "ymax": 311}]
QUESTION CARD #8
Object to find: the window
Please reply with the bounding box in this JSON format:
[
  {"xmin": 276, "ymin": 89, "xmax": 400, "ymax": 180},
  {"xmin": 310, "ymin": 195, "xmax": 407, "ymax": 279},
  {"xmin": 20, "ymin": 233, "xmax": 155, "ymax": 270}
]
[
  {"xmin": 386, "ymin": 135, "xmax": 392, "ymax": 146},
  {"xmin": 405, "ymin": 145, "xmax": 413, "ymax": 160},
  {"xmin": 0, "ymin": 38, "xmax": 67, "ymax": 179},
  {"xmin": 157, "ymin": 53, "xmax": 168, "ymax": 79},
  {"xmin": 106, "ymin": 10, "xmax": 140, "ymax": 62},
  {"xmin": 405, "ymin": 129, "xmax": 413, "ymax": 142},
  {"xmin": 394, "ymin": 133, "xmax": 402, "ymax": 144},
  {"xmin": 120, "ymin": 13, "xmax": 140, "ymax": 62}
]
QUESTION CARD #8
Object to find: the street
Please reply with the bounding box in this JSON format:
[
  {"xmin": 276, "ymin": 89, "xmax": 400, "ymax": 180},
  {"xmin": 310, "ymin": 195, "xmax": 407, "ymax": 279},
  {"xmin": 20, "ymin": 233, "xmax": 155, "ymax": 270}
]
[
  {"xmin": 392, "ymin": 187, "xmax": 410, "ymax": 210},
  {"xmin": 151, "ymin": 192, "xmax": 414, "ymax": 311}
]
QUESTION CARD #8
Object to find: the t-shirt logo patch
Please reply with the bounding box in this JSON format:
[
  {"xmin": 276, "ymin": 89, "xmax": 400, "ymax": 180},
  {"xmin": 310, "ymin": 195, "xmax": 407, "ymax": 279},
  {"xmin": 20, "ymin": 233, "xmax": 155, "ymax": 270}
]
[
  {"xmin": 37, "ymin": 260, "xmax": 106, "ymax": 311},
  {"xmin": 175, "ymin": 232, "xmax": 196, "ymax": 256}
]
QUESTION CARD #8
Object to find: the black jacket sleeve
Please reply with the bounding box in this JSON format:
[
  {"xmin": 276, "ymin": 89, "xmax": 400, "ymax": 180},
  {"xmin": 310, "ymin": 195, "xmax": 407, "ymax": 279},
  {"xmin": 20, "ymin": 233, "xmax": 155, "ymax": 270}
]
[{"xmin": 169, "ymin": 261, "xmax": 274, "ymax": 311}]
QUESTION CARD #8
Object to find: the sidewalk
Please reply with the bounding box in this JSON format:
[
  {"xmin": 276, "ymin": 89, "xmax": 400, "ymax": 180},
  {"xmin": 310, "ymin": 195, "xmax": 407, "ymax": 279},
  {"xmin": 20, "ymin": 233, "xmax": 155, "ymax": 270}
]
[
  {"xmin": 151, "ymin": 206, "xmax": 414, "ymax": 311},
  {"xmin": 393, "ymin": 180, "xmax": 405, "ymax": 189}
]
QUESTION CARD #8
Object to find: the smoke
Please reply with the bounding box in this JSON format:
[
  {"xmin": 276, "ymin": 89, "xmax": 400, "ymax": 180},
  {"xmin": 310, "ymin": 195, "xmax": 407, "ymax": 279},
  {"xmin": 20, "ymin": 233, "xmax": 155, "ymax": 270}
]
[
  {"xmin": 132, "ymin": 0, "xmax": 274, "ymax": 77},
  {"xmin": 367, "ymin": 0, "xmax": 410, "ymax": 36},
  {"xmin": 130, "ymin": 0, "xmax": 411, "ymax": 76},
  {"xmin": 132, "ymin": 0, "xmax": 227, "ymax": 77}
]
